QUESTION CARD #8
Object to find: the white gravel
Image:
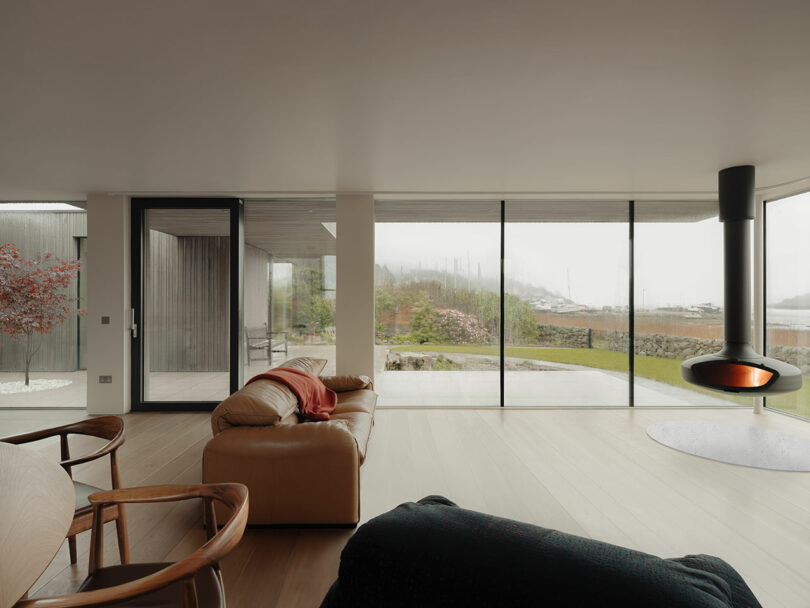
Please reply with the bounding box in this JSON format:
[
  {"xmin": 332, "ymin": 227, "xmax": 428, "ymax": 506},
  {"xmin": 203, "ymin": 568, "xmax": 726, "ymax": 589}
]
[{"xmin": 0, "ymin": 379, "xmax": 73, "ymax": 394}]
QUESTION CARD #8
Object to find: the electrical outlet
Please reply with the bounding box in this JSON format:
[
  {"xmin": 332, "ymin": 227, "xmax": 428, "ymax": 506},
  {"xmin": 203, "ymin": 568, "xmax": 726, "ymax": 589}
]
[
  {"xmin": 99, "ymin": 375, "xmax": 112, "ymax": 384},
  {"xmin": 101, "ymin": 316, "xmax": 110, "ymax": 325}
]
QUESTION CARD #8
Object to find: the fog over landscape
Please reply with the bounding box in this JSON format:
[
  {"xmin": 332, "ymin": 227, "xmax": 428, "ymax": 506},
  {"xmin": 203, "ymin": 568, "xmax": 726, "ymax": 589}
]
[{"xmin": 376, "ymin": 218, "xmax": 726, "ymax": 308}]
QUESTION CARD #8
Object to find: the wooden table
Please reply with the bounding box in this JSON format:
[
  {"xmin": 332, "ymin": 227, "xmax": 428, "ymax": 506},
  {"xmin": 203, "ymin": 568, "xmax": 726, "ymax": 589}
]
[{"xmin": 0, "ymin": 442, "xmax": 75, "ymax": 608}]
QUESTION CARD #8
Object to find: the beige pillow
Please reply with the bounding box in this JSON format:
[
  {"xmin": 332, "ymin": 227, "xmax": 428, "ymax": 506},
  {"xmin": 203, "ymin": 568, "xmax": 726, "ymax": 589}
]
[
  {"xmin": 320, "ymin": 375, "xmax": 372, "ymax": 392},
  {"xmin": 274, "ymin": 357, "xmax": 328, "ymax": 376},
  {"xmin": 211, "ymin": 379, "xmax": 298, "ymax": 433}
]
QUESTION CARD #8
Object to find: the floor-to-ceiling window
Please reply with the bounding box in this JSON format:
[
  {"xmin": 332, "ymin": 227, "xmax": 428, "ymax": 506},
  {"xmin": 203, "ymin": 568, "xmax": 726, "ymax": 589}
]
[
  {"xmin": 374, "ymin": 201, "xmax": 500, "ymax": 405},
  {"xmin": 504, "ymin": 201, "xmax": 629, "ymax": 405},
  {"xmin": 634, "ymin": 201, "xmax": 750, "ymax": 406},
  {"xmin": 0, "ymin": 202, "xmax": 87, "ymax": 408},
  {"xmin": 244, "ymin": 199, "xmax": 337, "ymax": 377},
  {"xmin": 765, "ymin": 192, "xmax": 810, "ymax": 418},
  {"xmin": 373, "ymin": 199, "xmax": 753, "ymax": 408}
]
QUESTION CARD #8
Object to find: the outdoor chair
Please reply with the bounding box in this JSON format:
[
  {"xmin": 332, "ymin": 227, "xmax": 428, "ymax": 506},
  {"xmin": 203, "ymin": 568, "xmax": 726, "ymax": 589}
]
[{"xmin": 246, "ymin": 326, "xmax": 288, "ymax": 363}]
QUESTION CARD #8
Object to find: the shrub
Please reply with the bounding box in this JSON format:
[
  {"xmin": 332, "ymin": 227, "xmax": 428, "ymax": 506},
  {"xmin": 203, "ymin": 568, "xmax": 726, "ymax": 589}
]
[{"xmin": 435, "ymin": 308, "xmax": 490, "ymax": 344}]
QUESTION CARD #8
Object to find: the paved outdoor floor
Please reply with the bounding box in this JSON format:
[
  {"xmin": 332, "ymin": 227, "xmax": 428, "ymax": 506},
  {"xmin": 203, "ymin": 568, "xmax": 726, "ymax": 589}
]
[
  {"xmin": 374, "ymin": 369, "xmax": 740, "ymax": 406},
  {"xmin": 0, "ymin": 346, "xmax": 741, "ymax": 409}
]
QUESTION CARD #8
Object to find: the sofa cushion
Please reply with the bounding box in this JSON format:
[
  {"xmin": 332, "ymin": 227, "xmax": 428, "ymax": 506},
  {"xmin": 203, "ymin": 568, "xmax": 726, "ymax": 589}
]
[
  {"xmin": 321, "ymin": 496, "xmax": 762, "ymax": 608},
  {"xmin": 334, "ymin": 389, "xmax": 377, "ymax": 416},
  {"xmin": 210, "ymin": 379, "xmax": 298, "ymax": 433},
  {"xmin": 331, "ymin": 411, "xmax": 373, "ymax": 462},
  {"xmin": 320, "ymin": 375, "xmax": 372, "ymax": 392},
  {"xmin": 276, "ymin": 357, "xmax": 328, "ymax": 375}
]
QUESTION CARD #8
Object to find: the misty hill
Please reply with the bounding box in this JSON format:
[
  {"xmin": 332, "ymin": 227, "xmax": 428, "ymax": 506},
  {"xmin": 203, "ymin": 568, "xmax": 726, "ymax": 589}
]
[
  {"xmin": 773, "ymin": 293, "xmax": 810, "ymax": 309},
  {"xmin": 375, "ymin": 264, "xmax": 570, "ymax": 304}
]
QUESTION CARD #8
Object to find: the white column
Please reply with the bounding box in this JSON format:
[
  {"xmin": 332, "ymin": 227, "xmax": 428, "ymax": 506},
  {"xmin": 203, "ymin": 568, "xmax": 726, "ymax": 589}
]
[
  {"xmin": 753, "ymin": 196, "xmax": 765, "ymax": 414},
  {"xmin": 86, "ymin": 194, "xmax": 131, "ymax": 415},
  {"xmin": 336, "ymin": 194, "xmax": 375, "ymax": 379}
]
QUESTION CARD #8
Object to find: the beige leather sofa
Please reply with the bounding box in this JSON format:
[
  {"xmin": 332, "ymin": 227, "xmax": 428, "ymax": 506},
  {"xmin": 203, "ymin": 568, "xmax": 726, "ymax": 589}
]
[{"xmin": 202, "ymin": 357, "xmax": 377, "ymax": 525}]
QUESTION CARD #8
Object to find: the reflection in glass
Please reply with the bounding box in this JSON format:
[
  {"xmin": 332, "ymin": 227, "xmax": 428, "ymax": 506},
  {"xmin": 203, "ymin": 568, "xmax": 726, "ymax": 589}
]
[
  {"xmin": 374, "ymin": 201, "xmax": 500, "ymax": 405},
  {"xmin": 766, "ymin": 192, "xmax": 810, "ymax": 418},
  {"xmin": 505, "ymin": 201, "xmax": 628, "ymax": 405}
]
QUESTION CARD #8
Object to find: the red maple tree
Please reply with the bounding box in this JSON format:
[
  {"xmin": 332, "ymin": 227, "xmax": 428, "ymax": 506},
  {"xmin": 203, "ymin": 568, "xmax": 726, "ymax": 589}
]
[{"xmin": 0, "ymin": 243, "xmax": 84, "ymax": 386}]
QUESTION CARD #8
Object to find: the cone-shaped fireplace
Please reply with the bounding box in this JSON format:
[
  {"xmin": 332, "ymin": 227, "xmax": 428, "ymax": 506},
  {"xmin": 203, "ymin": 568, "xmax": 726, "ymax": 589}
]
[{"xmin": 681, "ymin": 165, "xmax": 802, "ymax": 394}]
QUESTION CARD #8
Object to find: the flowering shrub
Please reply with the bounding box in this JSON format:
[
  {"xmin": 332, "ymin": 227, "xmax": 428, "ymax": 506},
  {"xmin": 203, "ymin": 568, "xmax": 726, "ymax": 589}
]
[{"xmin": 434, "ymin": 308, "xmax": 490, "ymax": 344}]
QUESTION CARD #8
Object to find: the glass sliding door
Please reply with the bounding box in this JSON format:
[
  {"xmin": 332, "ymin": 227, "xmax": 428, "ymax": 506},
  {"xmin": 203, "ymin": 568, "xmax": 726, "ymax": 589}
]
[
  {"xmin": 131, "ymin": 199, "xmax": 243, "ymax": 410},
  {"xmin": 374, "ymin": 200, "xmax": 500, "ymax": 406},
  {"xmin": 634, "ymin": 201, "xmax": 750, "ymax": 406},
  {"xmin": 765, "ymin": 192, "xmax": 810, "ymax": 418},
  {"xmin": 504, "ymin": 201, "xmax": 629, "ymax": 406},
  {"xmin": 243, "ymin": 199, "xmax": 337, "ymax": 378}
]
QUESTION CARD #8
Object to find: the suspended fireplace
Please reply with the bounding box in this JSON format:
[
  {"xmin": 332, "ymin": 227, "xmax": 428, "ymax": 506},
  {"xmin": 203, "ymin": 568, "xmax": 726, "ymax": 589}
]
[{"xmin": 681, "ymin": 165, "xmax": 802, "ymax": 394}]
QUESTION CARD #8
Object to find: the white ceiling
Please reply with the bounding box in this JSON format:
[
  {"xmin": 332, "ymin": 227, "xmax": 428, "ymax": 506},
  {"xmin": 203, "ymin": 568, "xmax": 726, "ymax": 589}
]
[{"xmin": 2, "ymin": 0, "xmax": 810, "ymax": 200}]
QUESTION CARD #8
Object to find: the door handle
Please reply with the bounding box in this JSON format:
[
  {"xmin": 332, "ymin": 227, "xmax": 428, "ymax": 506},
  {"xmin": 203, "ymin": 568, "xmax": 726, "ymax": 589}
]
[{"xmin": 130, "ymin": 308, "xmax": 138, "ymax": 339}]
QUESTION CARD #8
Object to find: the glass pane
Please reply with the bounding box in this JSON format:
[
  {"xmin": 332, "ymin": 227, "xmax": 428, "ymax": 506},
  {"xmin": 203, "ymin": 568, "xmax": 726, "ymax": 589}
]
[
  {"xmin": 0, "ymin": 203, "xmax": 87, "ymax": 408},
  {"xmin": 766, "ymin": 192, "xmax": 810, "ymax": 418},
  {"xmin": 244, "ymin": 200, "xmax": 337, "ymax": 381},
  {"xmin": 375, "ymin": 200, "xmax": 500, "ymax": 405},
  {"xmin": 634, "ymin": 201, "xmax": 751, "ymax": 406},
  {"xmin": 504, "ymin": 201, "xmax": 629, "ymax": 405},
  {"xmin": 143, "ymin": 208, "xmax": 231, "ymax": 401}
]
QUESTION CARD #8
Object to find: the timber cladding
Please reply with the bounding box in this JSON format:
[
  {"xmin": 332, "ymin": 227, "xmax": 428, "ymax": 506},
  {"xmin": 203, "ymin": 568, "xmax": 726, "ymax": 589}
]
[
  {"xmin": 0, "ymin": 211, "xmax": 87, "ymax": 372},
  {"xmin": 145, "ymin": 229, "xmax": 231, "ymax": 372}
]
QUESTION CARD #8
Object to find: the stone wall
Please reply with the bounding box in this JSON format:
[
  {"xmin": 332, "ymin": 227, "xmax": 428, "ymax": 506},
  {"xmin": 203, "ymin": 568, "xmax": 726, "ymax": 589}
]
[
  {"xmin": 765, "ymin": 344, "xmax": 810, "ymax": 375},
  {"xmin": 385, "ymin": 323, "xmax": 810, "ymax": 375},
  {"xmin": 536, "ymin": 324, "xmax": 591, "ymax": 348},
  {"xmin": 537, "ymin": 323, "xmax": 810, "ymax": 374},
  {"xmin": 607, "ymin": 330, "xmax": 724, "ymax": 359}
]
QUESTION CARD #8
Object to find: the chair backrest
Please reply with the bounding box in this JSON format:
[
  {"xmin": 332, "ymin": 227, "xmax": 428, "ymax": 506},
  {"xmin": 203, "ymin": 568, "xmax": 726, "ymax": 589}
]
[
  {"xmin": 13, "ymin": 483, "xmax": 249, "ymax": 608},
  {"xmin": 1, "ymin": 416, "xmax": 125, "ymax": 473}
]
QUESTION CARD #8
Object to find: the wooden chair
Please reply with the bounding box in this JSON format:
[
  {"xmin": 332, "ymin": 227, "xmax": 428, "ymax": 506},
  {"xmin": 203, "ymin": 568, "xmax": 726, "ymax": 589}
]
[
  {"xmin": 13, "ymin": 483, "xmax": 249, "ymax": 608},
  {"xmin": 1, "ymin": 416, "xmax": 129, "ymax": 565}
]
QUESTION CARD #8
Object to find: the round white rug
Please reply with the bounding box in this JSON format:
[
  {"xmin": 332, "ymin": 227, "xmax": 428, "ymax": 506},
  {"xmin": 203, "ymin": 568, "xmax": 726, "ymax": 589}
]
[
  {"xmin": 0, "ymin": 379, "xmax": 73, "ymax": 394},
  {"xmin": 647, "ymin": 420, "xmax": 810, "ymax": 472}
]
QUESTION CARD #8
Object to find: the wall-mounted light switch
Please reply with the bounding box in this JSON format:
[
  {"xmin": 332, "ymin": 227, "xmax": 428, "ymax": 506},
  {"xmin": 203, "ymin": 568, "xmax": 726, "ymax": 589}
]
[
  {"xmin": 101, "ymin": 316, "xmax": 110, "ymax": 325},
  {"xmin": 99, "ymin": 375, "xmax": 112, "ymax": 384}
]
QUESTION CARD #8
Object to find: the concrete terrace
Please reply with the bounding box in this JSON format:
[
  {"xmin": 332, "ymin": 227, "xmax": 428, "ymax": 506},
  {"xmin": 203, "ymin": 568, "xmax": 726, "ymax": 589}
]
[{"xmin": 0, "ymin": 345, "xmax": 740, "ymax": 408}]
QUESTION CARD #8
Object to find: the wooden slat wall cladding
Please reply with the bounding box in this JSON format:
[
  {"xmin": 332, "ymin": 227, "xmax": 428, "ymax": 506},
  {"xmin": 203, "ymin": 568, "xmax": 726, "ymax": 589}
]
[
  {"xmin": 146, "ymin": 230, "xmax": 230, "ymax": 372},
  {"xmin": 0, "ymin": 211, "xmax": 87, "ymax": 372},
  {"xmin": 244, "ymin": 244, "xmax": 270, "ymax": 330}
]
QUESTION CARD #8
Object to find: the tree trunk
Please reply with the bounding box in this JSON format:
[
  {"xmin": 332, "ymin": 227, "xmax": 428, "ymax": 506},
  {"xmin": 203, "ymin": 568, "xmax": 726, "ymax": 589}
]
[{"xmin": 24, "ymin": 332, "xmax": 32, "ymax": 386}]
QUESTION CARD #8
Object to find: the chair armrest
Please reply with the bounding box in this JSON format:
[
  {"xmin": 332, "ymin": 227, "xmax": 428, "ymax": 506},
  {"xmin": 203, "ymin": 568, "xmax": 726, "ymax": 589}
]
[
  {"xmin": 2, "ymin": 416, "xmax": 124, "ymax": 468},
  {"xmin": 89, "ymin": 483, "xmax": 247, "ymax": 510},
  {"xmin": 1, "ymin": 426, "xmax": 64, "ymax": 444}
]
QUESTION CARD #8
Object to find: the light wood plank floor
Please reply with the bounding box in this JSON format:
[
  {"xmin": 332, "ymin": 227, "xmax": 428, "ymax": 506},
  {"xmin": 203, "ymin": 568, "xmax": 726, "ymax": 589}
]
[{"xmin": 2, "ymin": 408, "xmax": 809, "ymax": 607}]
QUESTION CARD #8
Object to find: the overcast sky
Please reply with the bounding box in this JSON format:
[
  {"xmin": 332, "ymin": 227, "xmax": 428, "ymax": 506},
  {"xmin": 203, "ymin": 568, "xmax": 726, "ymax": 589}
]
[
  {"xmin": 765, "ymin": 191, "xmax": 810, "ymax": 305},
  {"xmin": 376, "ymin": 217, "xmax": 729, "ymax": 308}
]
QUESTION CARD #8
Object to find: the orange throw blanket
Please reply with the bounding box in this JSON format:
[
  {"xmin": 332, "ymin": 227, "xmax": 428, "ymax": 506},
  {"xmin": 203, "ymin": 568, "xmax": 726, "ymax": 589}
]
[{"xmin": 246, "ymin": 367, "xmax": 337, "ymax": 421}]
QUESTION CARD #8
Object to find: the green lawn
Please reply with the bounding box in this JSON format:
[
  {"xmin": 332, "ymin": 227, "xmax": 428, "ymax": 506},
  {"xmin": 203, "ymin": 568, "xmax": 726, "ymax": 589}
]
[{"xmin": 390, "ymin": 344, "xmax": 810, "ymax": 416}]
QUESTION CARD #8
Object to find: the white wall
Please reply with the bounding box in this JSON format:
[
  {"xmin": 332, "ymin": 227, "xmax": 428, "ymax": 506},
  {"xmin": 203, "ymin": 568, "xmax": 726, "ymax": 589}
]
[
  {"xmin": 86, "ymin": 194, "xmax": 131, "ymax": 415},
  {"xmin": 336, "ymin": 195, "xmax": 375, "ymax": 378}
]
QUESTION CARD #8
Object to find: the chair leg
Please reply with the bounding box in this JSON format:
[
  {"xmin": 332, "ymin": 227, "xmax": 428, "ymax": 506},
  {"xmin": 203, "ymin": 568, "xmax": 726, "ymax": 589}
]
[
  {"xmin": 68, "ymin": 535, "xmax": 77, "ymax": 565},
  {"xmin": 115, "ymin": 506, "xmax": 130, "ymax": 564}
]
